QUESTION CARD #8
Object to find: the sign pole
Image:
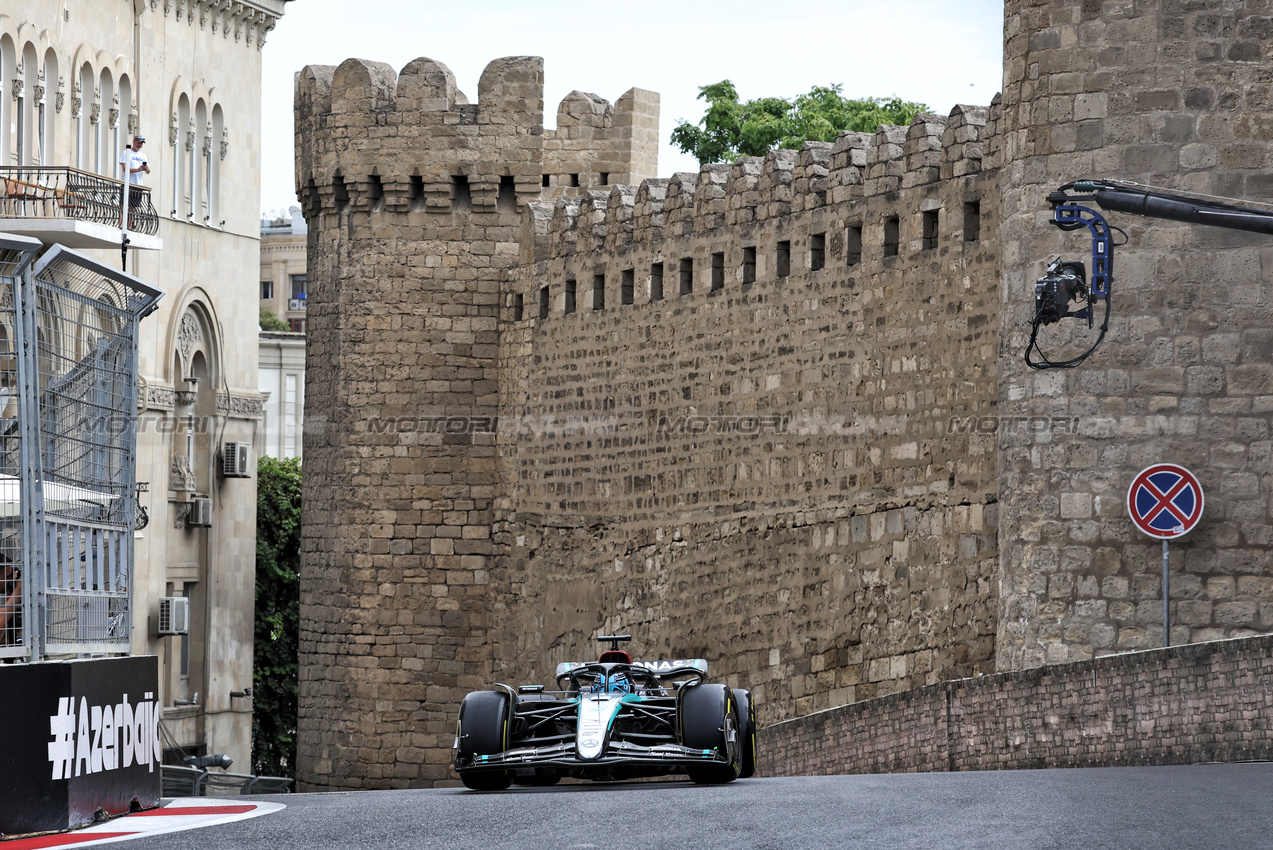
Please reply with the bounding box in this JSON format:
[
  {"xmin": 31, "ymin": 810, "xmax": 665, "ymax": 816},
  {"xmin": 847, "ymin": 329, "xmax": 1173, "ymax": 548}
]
[{"xmin": 1127, "ymin": 462, "xmax": 1204, "ymax": 649}]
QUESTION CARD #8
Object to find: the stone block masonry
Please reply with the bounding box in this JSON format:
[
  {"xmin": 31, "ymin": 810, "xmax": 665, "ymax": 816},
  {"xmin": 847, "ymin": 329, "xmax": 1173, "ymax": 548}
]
[
  {"xmin": 497, "ymin": 106, "xmax": 1003, "ymax": 723},
  {"xmin": 763, "ymin": 634, "xmax": 1273, "ymax": 775},
  {"xmin": 295, "ymin": 56, "xmax": 659, "ymax": 791},
  {"xmin": 996, "ymin": 0, "xmax": 1273, "ymax": 671},
  {"xmin": 298, "ymin": 0, "xmax": 1273, "ymax": 791}
]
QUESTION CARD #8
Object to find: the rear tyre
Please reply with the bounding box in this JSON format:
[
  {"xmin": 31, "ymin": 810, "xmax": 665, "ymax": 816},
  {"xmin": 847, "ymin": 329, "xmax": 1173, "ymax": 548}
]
[
  {"xmin": 457, "ymin": 691, "xmax": 513, "ymax": 791},
  {"xmin": 681, "ymin": 683, "xmax": 740, "ymax": 785},
  {"xmin": 732, "ymin": 688, "xmax": 757, "ymax": 779}
]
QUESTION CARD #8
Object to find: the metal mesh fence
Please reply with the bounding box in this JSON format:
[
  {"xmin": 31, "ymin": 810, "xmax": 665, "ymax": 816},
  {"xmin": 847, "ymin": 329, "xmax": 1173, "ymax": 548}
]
[
  {"xmin": 0, "ymin": 236, "xmax": 34, "ymax": 657},
  {"xmin": 0, "ymin": 240, "xmax": 160, "ymax": 659}
]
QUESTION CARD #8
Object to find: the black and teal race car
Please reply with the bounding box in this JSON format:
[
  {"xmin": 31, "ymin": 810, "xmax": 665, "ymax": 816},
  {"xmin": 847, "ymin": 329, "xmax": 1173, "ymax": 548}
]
[{"xmin": 453, "ymin": 636, "xmax": 756, "ymax": 790}]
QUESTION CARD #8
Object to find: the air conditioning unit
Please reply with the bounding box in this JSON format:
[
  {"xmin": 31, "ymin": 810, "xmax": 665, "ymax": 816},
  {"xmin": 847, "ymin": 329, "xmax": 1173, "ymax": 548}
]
[
  {"xmin": 187, "ymin": 496, "xmax": 213, "ymax": 528},
  {"xmin": 157, "ymin": 597, "xmax": 190, "ymax": 635},
  {"xmin": 221, "ymin": 441, "xmax": 251, "ymax": 478}
]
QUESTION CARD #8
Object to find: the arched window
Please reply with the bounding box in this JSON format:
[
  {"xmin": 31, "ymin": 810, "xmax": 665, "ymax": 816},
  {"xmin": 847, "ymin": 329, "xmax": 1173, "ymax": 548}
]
[
  {"xmin": 40, "ymin": 49, "xmax": 57, "ymax": 165},
  {"xmin": 117, "ymin": 75, "xmax": 133, "ymax": 181},
  {"xmin": 0, "ymin": 36, "xmax": 16, "ymax": 165},
  {"xmin": 194, "ymin": 98, "xmax": 208, "ymax": 222},
  {"xmin": 210, "ymin": 104, "xmax": 223, "ymax": 226},
  {"xmin": 19, "ymin": 43, "xmax": 37, "ymax": 166},
  {"xmin": 77, "ymin": 62, "xmax": 94, "ymax": 171},
  {"xmin": 175, "ymin": 94, "xmax": 190, "ymax": 217},
  {"xmin": 98, "ymin": 69, "xmax": 114, "ymax": 177}
]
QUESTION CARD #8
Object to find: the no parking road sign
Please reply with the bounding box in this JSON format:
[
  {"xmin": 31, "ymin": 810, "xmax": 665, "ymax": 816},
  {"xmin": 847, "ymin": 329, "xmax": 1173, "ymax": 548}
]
[{"xmin": 1127, "ymin": 463, "xmax": 1204, "ymax": 539}]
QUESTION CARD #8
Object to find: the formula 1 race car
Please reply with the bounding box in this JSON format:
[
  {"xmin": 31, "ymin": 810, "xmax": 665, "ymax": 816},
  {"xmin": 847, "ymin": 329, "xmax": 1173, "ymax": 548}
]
[{"xmin": 453, "ymin": 635, "xmax": 756, "ymax": 790}]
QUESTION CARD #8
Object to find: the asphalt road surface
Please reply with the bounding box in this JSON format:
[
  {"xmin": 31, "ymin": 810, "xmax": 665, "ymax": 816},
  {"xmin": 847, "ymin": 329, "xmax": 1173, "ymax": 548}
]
[{"xmin": 124, "ymin": 764, "xmax": 1273, "ymax": 850}]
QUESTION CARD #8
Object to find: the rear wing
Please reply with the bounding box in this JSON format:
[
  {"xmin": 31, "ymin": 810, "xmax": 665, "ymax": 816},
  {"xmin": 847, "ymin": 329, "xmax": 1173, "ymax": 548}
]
[{"xmin": 555, "ymin": 659, "xmax": 708, "ymax": 677}]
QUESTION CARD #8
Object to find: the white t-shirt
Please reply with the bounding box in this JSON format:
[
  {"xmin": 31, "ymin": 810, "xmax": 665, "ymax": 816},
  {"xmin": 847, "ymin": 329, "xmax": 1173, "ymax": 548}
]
[{"xmin": 119, "ymin": 148, "xmax": 148, "ymax": 185}]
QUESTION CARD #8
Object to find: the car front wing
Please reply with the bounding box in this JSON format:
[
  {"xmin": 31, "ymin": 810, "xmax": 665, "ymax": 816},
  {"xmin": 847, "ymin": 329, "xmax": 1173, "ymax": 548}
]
[{"xmin": 455, "ymin": 739, "xmax": 728, "ymax": 772}]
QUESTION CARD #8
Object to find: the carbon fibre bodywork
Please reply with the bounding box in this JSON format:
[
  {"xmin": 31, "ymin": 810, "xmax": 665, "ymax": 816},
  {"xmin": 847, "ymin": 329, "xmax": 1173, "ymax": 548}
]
[{"xmin": 454, "ymin": 657, "xmax": 750, "ymax": 786}]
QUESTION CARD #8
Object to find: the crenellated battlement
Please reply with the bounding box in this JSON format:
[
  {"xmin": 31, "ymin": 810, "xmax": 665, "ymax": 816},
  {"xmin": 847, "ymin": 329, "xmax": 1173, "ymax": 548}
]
[
  {"xmin": 528, "ymin": 103, "xmax": 997, "ymax": 259},
  {"xmin": 300, "ymin": 3, "xmax": 1273, "ymax": 795},
  {"xmin": 295, "ymin": 55, "xmax": 660, "ymax": 220}
]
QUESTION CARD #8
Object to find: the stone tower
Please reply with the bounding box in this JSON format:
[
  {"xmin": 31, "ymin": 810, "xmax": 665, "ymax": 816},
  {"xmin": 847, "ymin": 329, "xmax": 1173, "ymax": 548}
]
[
  {"xmin": 996, "ymin": 0, "xmax": 1273, "ymax": 667},
  {"xmin": 294, "ymin": 55, "xmax": 657, "ymax": 789}
]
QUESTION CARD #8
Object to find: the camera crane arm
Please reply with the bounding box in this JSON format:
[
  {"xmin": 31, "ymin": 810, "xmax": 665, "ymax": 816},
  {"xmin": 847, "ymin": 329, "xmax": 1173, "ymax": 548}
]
[{"xmin": 1027, "ymin": 179, "xmax": 1273, "ymax": 369}]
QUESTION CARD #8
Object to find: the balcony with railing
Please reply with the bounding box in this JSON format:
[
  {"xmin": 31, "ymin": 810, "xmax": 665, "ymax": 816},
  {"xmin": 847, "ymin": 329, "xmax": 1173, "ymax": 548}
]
[{"xmin": 0, "ymin": 167, "xmax": 163, "ymax": 251}]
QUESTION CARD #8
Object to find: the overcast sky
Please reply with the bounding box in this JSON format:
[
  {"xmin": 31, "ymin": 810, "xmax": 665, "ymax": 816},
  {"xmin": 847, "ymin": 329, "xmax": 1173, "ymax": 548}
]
[{"xmin": 259, "ymin": 0, "xmax": 1005, "ymax": 216}]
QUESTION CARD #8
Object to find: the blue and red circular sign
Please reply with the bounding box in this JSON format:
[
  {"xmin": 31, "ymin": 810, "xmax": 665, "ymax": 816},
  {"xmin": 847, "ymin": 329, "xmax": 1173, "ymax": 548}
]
[{"xmin": 1127, "ymin": 463, "xmax": 1204, "ymax": 539}]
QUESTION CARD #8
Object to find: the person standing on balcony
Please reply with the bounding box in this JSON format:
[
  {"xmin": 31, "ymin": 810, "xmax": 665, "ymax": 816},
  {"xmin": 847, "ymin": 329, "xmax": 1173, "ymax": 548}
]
[{"xmin": 119, "ymin": 136, "xmax": 150, "ymax": 184}]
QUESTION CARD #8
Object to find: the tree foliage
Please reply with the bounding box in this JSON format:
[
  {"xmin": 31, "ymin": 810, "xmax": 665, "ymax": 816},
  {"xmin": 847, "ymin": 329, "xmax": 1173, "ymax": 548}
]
[
  {"xmin": 259, "ymin": 306, "xmax": 289, "ymax": 332},
  {"xmin": 252, "ymin": 455, "xmax": 301, "ymax": 778},
  {"xmin": 671, "ymin": 80, "xmax": 930, "ymax": 165}
]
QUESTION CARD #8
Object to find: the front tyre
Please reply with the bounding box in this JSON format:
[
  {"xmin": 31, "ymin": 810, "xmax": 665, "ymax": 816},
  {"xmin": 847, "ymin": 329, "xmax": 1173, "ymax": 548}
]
[
  {"xmin": 732, "ymin": 688, "xmax": 757, "ymax": 779},
  {"xmin": 681, "ymin": 683, "xmax": 740, "ymax": 785},
  {"xmin": 457, "ymin": 690, "xmax": 513, "ymax": 791}
]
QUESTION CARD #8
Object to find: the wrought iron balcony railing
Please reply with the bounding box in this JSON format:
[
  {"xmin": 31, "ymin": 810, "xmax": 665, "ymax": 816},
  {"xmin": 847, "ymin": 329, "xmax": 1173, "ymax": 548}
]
[{"xmin": 0, "ymin": 167, "xmax": 159, "ymax": 236}]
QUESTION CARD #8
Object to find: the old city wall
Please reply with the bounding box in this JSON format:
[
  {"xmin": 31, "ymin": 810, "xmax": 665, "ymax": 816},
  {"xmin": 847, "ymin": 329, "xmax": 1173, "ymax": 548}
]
[
  {"xmin": 763, "ymin": 635, "xmax": 1273, "ymax": 775},
  {"xmin": 296, "ymin": 0, "xmax": 1273, "ymax": 791},
  {"xmin": 294, "ymin": 56, "xmax": 658, "ymax": 790},
  {"xmin": 996, "ymin": 0, "xmax": 1273, "ymax": 669},
  {"xmin": 541, "ymin": 88, "xmax": 661, "ymax": 201},
  {"xmin": 493, "ymin": 106, "xmax": 1003, "ymax": 722}
]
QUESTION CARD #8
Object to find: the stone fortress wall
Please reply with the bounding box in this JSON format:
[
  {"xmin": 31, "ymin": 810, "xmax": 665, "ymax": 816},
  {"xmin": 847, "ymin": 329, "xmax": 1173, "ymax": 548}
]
[
  {"xmin": 293, "ymin": 56, "xmax": 658, "ymax": 788},
  {"xmin": 995, "ymin": 0, "xmax": 1273, "ymax": 669},
  {"xmin": 296, "ymin": 0, "xmax": 1273, "ymax": 790},
  {"xmin": 494, "ymin": 106, "xmax": 1003, "ymax": 722}
]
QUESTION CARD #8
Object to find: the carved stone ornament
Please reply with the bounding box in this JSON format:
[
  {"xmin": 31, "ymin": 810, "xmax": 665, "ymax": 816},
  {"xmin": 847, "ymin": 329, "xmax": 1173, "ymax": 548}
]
[
  {"xmin": 164, "ymin": 0, "xmax": 173, "ymax": 15},
  {"xmin": 185, "ymin": 128, "xmax": 196, "ymax": 153},
  {"xmin": 89, "ymin": 103, "xmax": 100, "ymax": 125},
  {"xmin": 146, "ymin": 384, "xmax": 177, "ymax": 410},
  {"xmin": 33, "ymin": 84, "xmax": 44, "ymax": 103},
  {"xmin": 217, "ymin": 391, "xmax": 264, "ymax": 418},
  {"xmin": 109, "ymin": 108, "xmax": 119, "ymax": 129},
  {"xmin": 128, "ymin": 111, "xmax": 139, "ymax": 135},
  {"xmin": 169, "ymin": 112, "xmax": 179, "ymax": 145},
  {"xmin": 202, "ymin": 134, "xmax": 212, "ymax": 156},
  {"xmin": 55, "ymin": 76, "xmax": 65, "ymax": 113},
  {"xmin": 177, "ymin": 312, "xmax": 202, "ymax": 361},
  {"xmin": 220, "ymin": 129, "xmax": 229, "ymax": 161},
  {"xmin": 11, "ymin": 80, "xmax": 22, "ymax": 101},
  {"xmin": 69, "ymin": 95, "xmax": 79, "ymax": 117},
  {"xmin": 170, "ymin": 455, "xmax": 196, "ymax": 493}
]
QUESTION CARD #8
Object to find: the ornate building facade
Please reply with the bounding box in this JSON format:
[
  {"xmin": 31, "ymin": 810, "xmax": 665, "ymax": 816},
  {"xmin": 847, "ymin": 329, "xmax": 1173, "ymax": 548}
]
[{"xmin": 1, "ymin": 0, "xmax": 287, "ymax": 769}]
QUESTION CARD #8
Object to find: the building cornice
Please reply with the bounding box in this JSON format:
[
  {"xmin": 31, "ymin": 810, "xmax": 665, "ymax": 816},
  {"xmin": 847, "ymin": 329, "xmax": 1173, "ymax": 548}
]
[{"xmin": 154, "ymin": 0, "xmax": 288, "ymax": 49}]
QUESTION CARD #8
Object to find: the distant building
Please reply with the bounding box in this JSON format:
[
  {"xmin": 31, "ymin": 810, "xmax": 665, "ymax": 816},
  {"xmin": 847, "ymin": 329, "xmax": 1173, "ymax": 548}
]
[
  {"xmin": 258, "ymin": 331, "xmax": 304, "ymax": 460},
  {"xmin": 260, "ymin": 206, "xmax": 307, "ymax": 333},
  {"xmin": 259, "ymin": 208, "xmax": 306, "ymax": 460}
]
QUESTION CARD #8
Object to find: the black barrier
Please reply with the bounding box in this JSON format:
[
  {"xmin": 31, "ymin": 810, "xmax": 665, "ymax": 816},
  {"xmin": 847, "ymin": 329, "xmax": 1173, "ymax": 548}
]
[{"xmin": 0, "ymin": 656, "xmax": 161, "ymax": 836}]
